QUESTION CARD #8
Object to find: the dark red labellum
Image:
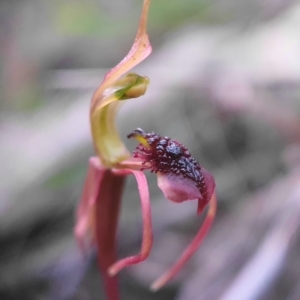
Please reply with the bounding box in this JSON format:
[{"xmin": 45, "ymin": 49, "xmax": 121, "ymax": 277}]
[{"xmin": 128, "ymin": 128, "xmax": 215, "ymax": 210}]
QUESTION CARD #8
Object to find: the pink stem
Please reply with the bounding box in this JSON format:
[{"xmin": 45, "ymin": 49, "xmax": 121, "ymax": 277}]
[
  {"xmin": 95, "ymin": 166, "xmax": 125, "ymax": 300},
  {"xmin": 150, "ymin": 193, "xmax": 217, "ymax": 291},
  {"xmin": 108, "ymin": 169, "xmax": 153, "ymax": 276}
]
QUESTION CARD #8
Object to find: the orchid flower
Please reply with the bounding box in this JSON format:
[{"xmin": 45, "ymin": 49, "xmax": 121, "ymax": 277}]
[{"xmin": 74, "ymin": 1, "xmax": 216, "ymax": 299}]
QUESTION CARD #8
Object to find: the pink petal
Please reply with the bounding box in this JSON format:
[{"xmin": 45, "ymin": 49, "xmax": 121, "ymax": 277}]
[
  {"xmin": 150, "ymin": 193, "xmax": 217, "ymax": 291},
  {"xmin": 108, "ymin": 168, "xmax": 153, "ymax": 276},
  {"xmin": 74, "ymin": 157, "xmax": 102, "ymax": 253}
]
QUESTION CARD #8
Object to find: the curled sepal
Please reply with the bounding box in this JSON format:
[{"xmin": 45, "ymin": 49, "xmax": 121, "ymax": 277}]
[
  {"xmin": 108, "ymin": 168, "xmax": 153, "ymax": 276},
  {"xmin": 91, "ymin": 74, "xmax": 150, "ymax": 167},
  {"xmin": 90, "ymin": 0, "xmax": 152, "ymax": 167}
]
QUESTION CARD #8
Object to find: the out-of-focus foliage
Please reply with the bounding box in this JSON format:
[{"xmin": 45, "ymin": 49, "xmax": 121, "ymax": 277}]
[{"xmin": 55, "ymin": 1, "xmax": 110, "ymax": 36}]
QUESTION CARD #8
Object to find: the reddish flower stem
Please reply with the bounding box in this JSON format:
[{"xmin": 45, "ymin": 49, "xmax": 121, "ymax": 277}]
[
  {"xmin": 95, "ymin": 165, "xmax": 126, "ymax": 300},
  {"xmin": 150, "ymin": 193, "xmax": 217, "ymax": 291}
]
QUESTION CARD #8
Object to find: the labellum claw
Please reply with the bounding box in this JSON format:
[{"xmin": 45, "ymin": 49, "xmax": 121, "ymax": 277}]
[{"xmin": 128, "ymin": 128, "xmax": 217, "ymax": 289}]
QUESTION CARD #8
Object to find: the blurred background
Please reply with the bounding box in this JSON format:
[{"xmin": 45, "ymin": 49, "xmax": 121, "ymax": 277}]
[{"xmin": 1, "ymin": 0, "xmax": 300, "ymax": 299}]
